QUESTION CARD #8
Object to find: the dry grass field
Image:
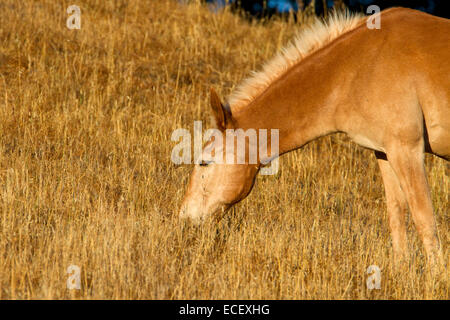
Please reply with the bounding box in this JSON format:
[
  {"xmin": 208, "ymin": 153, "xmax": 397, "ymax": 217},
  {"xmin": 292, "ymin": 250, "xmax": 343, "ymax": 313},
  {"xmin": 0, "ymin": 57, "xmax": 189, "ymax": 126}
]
[{"xmin": 0, "ymin": 0, "xmax": 448, "ymax": 299}]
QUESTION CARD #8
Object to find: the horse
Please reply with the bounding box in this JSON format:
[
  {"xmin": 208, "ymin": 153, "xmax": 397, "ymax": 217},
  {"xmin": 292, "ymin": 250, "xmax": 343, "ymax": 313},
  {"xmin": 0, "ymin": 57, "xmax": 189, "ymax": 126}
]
[{"xmin": 179, "ymin": 8, "xmax": 449, "ymax": 267}]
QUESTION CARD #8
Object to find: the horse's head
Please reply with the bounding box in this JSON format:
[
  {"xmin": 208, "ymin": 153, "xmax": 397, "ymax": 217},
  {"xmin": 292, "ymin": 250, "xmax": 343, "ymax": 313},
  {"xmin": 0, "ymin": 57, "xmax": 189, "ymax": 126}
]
[{"xmin": 179, "ymin": 89, "xmax": 260, "ymax": 223}]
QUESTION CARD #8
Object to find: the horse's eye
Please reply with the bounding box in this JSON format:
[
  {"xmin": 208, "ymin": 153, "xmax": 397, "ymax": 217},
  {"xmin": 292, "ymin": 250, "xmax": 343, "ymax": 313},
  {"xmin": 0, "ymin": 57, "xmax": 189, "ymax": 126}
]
[{"xmin": 199, "ymin": 161, "xmax": 211, "ymax": 167}]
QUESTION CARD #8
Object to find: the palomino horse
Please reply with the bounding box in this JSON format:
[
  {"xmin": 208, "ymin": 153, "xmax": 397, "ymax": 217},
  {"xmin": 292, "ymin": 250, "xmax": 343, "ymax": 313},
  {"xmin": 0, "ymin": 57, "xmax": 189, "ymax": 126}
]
[{"xmin": 179, "ymin": 8, "xmax": 449, "ymax": 266}]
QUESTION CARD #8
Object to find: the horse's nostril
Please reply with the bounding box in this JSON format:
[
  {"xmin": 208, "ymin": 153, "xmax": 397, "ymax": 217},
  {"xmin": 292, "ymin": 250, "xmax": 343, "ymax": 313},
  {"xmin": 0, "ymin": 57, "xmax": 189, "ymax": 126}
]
[{"xmin": 178, "ymin": 205, "xmax": 204, "ymax": 225}]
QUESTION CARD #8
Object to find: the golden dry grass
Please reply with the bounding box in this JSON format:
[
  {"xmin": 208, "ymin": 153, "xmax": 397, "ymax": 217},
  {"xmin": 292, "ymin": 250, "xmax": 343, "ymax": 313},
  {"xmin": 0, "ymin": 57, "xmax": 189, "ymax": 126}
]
[{"xmin": 0, "ymin": 0, "xmax": 448, "ymax": 299}]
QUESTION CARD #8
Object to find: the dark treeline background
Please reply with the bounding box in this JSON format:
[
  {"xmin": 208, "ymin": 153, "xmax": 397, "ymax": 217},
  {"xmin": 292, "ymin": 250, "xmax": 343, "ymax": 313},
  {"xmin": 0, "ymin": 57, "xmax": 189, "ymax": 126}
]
[{"xmin": 205, "ymin": 0, "xmax": 449, "ymax": 18}]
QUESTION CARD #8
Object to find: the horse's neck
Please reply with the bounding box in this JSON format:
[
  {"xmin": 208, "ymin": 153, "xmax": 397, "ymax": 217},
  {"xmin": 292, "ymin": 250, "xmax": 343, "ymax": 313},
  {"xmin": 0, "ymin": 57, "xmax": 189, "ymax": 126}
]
[{"xmin": 232, "ymin": 54, "xmax": 341, "ymax": 156}]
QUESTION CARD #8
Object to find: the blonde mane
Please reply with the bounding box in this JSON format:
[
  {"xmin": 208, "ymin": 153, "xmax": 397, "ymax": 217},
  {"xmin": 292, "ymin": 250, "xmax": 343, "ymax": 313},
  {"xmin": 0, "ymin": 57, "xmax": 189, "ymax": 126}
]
[{"xmin": 227, "ymin": 11, "xmax": 365, "ymax": 111}]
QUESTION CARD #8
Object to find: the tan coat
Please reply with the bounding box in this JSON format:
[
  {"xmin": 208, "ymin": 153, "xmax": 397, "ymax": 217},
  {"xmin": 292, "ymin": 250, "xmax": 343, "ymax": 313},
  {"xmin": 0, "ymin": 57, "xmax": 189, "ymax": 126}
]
[{"xmin": 180, "ymin": 8, "xmax": 449, "ymax": 267}]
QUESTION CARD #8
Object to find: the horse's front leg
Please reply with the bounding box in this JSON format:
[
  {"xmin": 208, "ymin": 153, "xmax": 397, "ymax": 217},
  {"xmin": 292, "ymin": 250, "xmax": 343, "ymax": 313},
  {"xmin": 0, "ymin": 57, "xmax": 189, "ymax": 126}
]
[{"xmin": 375, "ymin": 151, "xmax": 409, "ymax": 266}]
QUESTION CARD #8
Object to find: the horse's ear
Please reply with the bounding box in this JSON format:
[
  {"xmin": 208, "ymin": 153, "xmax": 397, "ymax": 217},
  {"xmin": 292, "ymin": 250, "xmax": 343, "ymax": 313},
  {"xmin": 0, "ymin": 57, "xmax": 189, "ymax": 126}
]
[{"xmin": 210, "ymin": 88, "xmax": 232, "ymax": 130}]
